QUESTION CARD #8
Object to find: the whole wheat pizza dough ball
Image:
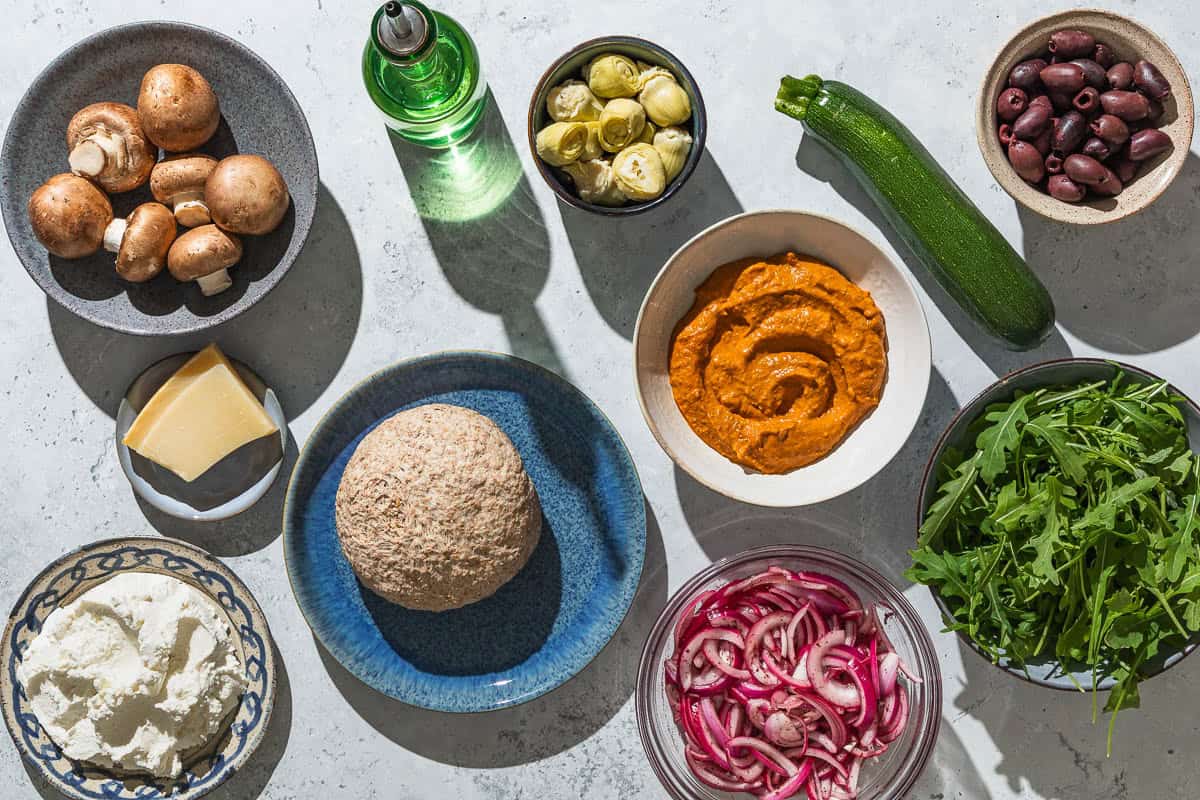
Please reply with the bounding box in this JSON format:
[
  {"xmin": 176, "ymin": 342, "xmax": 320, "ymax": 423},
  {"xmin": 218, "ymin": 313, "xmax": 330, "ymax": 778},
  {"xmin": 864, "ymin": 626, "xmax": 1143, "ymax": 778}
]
[{"xmin": 335, "ymin": 404, "xmax": 542, "ymax": 612}]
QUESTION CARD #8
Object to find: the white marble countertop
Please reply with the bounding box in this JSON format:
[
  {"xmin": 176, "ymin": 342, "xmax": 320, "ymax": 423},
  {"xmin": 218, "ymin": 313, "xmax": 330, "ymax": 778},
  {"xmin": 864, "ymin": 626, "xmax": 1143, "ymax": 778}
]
[{"xmin": 2, "ymin": 0, "xmax": 1197, "ymax": 797}]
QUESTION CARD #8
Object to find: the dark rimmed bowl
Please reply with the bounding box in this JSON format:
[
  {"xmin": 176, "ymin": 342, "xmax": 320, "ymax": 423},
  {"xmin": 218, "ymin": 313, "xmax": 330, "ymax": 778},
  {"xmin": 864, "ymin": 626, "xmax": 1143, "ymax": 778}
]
[
  {"xmin": 527, "ymin": 36, "xmax": 706, "ymax": 216},
  {"xmin": 0, "ymin": 21, "xmax": 318, "ymax": 335},
  {"xmin": 918, "ymin": 358, "xmax": 1200, "ymax": 690}
]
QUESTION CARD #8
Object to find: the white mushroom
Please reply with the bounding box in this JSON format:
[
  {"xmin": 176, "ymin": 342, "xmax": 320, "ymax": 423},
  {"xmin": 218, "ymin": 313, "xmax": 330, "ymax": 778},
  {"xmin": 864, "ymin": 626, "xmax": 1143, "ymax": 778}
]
[
  {"xmin": 103, "ymin": 202, "xmax": 177, "ymax": 283},
  {"xmin": 66, "ymin": 102, "xmax": 155, "ymax": 193},
  {"xmin": 205, "ymin": 155, "xmax": 290, "ymax": 235},
  {"xmin": 137, "ymin": 64, "xmax": 220, "ymax": 152},
  {"xmin": 167, "ymin": 224, "xmax": 241, "ymax": 296},
  {"xmin": 27, "ymin": 174, "xmax": 113, "ymax": 259},
  {"xmin": 150, "ymin": 153, "xmax": 219, "ymax": 227}
]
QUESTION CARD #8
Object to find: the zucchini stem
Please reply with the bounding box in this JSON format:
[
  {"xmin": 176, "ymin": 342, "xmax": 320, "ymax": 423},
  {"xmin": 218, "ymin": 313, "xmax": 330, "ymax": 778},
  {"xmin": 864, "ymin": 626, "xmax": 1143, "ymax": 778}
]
[{"xmin": 775, "ymin": 74, "xmax": 823, "ymax": 121}]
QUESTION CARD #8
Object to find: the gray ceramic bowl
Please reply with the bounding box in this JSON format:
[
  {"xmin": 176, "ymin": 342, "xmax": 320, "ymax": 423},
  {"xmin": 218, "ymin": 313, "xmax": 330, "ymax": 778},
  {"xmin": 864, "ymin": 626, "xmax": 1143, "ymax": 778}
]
[
  {"xmin": 527, "ymin": 36, "xmax": 706, "ymax": 216},
  {"xmin": 0, "ymin": 21, "xmax": 318, "ymax": 335},
  {"xmin": 2, "ymin": 537, "xmax": 277, "ymax": 800},
  {"xmin": 918, "ymin": 358, "xmax": 1200, "ymax": 690},
  {"xmin": 976, "ymin": 9, "xmax": 1193, "ymax": 225}
]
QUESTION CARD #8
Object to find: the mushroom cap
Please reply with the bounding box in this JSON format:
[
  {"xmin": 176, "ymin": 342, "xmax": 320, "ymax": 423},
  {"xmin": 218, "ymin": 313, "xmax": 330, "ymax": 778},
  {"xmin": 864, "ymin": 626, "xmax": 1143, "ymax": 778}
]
[
  {"xmin": 115, "ymin": 202, "xmax": 177, "ymax": 283},
  {"xmin": 137, "ymin": 64, "xmax": 220, "ymax": 152},
  {"xmin": 66, "ymin": 102, "xmax": 155, "ymax": 193},
  {"xmin": 150, "ymin": 153, "xmax": 219, "ymax": 203},
  {"xmin": 167, "ymin": 224, "xmax": 242, "ymax": 281},
  {"xmin": 205, "ymin": 155, "xmax": 290, "ymax": 235},
  {"xmin": 27, "ymin": 174, "xmax": 113, "ymax": 259}
]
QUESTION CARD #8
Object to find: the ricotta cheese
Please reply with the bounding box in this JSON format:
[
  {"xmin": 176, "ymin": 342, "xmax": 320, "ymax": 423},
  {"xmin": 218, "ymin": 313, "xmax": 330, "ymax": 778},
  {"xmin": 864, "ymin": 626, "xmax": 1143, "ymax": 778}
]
[{"xmin": 16, "ymin": 572, "xmax": 247, "ymax": 777}]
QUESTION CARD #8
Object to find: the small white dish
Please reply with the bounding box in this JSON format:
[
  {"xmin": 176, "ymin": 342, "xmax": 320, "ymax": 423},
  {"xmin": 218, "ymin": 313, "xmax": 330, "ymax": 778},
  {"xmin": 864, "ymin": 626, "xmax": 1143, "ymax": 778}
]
[
  {"xmin": 116, "ymin": 352, "xmax": 287, "ymax": 521},
  {"xmin": 634, "ymin": 210, "xmax": 931, "ymax": 507}
]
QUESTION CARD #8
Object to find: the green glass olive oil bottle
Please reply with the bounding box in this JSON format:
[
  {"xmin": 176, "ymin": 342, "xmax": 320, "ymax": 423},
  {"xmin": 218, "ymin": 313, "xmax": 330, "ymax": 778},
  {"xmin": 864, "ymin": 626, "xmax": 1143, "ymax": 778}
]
[{"xmin": 362, "ymin": 1, "xmax": 488, "ymax": 148}]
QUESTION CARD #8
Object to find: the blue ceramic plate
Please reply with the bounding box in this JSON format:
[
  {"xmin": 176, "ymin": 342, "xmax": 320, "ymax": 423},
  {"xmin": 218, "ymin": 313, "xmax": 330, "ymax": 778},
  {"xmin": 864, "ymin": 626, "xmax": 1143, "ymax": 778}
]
[
  {"xmin": 1, "ymin": 537, "xmax": 276, "ymax": 800},
  {"xmin": 284, "ymin": 351, "xmax": 646, "ymax": 712}
]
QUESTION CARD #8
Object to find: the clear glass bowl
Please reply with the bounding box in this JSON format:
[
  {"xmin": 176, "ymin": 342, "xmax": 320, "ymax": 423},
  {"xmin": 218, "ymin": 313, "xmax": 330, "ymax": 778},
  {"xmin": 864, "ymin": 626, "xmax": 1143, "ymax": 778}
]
[{"xmin": 636, "ymin": 545, "xmax": 942, "ymax": 799}]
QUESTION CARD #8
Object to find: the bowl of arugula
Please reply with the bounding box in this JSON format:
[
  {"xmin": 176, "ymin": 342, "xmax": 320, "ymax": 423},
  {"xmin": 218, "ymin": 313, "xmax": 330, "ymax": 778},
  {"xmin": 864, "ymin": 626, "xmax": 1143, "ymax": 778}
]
[{"xmin": 909, "ymin": 358, "xmax": 1200, "ymax": 752}]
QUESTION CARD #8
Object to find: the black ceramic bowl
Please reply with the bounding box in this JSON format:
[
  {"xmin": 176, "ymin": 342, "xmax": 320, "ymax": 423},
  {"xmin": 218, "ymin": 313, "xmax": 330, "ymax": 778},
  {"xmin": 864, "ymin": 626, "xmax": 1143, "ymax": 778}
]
[
  {"xmin": 918, "ymin": 358, "xmax": 1200, "ymax": 691},
  {"xmin": 0, "ymin": 21, "xmax": 318, "ymax": 336},
  {"xmin": 527, "ymin": 36, "xmax": 706, "ymax": 216}
]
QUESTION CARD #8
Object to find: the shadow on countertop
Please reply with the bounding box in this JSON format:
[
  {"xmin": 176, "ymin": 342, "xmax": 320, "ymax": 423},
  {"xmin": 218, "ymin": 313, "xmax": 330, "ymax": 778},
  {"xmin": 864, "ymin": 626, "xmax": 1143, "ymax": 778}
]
[
  {"xmin": 48, "ymin": 182, "xmax": 362, "ymax": 420},
  {"xmin": 388, "ymin": 94, "xmax": 564, "ymax": 377},
  {"xmin": 315, "ymin": 502, "xmax": 668, "ymax": 768},
  {"xmin": 133, "ymin": 433, "xmax": 299, "ymax": 557},
  {"xmin": 793, "ymin": 134, "xmax": 1072, "ymax": 376},
  {"xmin": 1017, "ymin": 150, "xmax": 1200, "ymax": 355},
  {"xmin": 676, "ymin": 366, "xmax": 960, "ymax": 589},
  {"xmin": 560, "ymin": 149, "xmax": 744, "ymax": 340},
  {"xmin": 19, "ymin": 645, "xmax": 293, "ymax": 800}
]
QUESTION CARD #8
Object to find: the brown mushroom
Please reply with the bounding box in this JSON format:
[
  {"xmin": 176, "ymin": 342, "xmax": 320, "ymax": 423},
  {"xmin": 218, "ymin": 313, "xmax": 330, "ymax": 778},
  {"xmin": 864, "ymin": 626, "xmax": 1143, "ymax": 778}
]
[
  {"xmin": 27, "ymin": 174, "xmax": 113, "ymax": 258},
  {"xmin": 66, "ymin": 102, "xmax": 156, "ymax": 193},
  {"xmin": 137, "ymin": 64, "xmax": 220, "ymax": 152},
  {"xmin": 150, "ymin": 153, "xmax": 218, "ymax": 227},
  {"xmin": 168, "ymin": 224, "xmax": 242, "ymax": 296},
  {"xmin": 103, "ymin": 202, "xmax": 177, "ymax": 282},
  {"xmin": 205, "ymin": 155, "xmax": 290, "ymax": 235}
]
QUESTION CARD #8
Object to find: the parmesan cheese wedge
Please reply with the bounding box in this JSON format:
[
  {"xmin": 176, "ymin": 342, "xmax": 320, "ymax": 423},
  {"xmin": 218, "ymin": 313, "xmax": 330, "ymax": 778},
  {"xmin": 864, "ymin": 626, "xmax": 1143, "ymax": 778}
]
[{"xmin": 123, "ymin": 344, "xmax": 279, "ymax": 482}]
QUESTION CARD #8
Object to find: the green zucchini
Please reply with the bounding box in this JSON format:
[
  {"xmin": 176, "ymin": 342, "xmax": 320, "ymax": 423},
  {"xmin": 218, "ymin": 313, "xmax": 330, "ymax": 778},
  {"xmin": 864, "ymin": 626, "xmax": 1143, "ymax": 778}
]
[{"xmin": 775, "ymin": 74, "xmax": 1055, "ymax": 350}]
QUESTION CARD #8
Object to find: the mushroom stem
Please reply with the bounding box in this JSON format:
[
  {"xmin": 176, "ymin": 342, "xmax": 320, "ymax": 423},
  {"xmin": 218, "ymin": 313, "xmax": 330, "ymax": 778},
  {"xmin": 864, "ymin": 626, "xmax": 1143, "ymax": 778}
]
[
  {"xmin": 196, "ymin": 269, "xmax": 232, "ymax": 296},
  {"xmin": 68, "ymin": 132, "xmax": 125, "ymax": 178},
  {"xmin": 102, "ymin": 217, "xmax": 128, "ymax": 253},
  {"xmin": 173, "ymin": 197, "xmax": 211, "ymax": 227}
]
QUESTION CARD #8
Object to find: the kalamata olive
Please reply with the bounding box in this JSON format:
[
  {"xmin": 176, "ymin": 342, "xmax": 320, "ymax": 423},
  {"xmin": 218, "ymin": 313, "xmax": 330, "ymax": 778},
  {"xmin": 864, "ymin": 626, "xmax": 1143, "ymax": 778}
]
[
  {"xmin": 1073, "ymin": 87, "xmax": 1100, "ymax": 114},
  {"xmin": 997, "ymin": 88, "xmax": 1029, "ymax": 122},
  {"xmin": 1009, "ymin": 59, "xmax": 1048, "ymax": 93},
  {"xmin": 998, "ymin": 123, "xmax": 1016, "ymax": 146},
  {"xmin": 1146, "ymin": 98, "xmax": 1164, "ymax": 122},
  {"xmin": 1070, "ymin": 59, "xmax": 1108, "ymax": 90},
  {"xmin": 1053, "ymin": 110, "xmax": 1089, "ymax": 154},
  {"xmin": 1092, "ymin": 42, "xmax": 1116, "ymax": 68},
  {"xmin": 1090, "ymin": 114, "xmax": 1130, "ymax": 146},
  {"xmin": 1048, "ymin": 91, "xmax": 1075, "ymax": 113},
  {"xmin": 1032, "ymin": 124, "xmax": 1054, "ymax": 156},
  {"xmin": 1100, "ymin": 90, "xmax": 1150, "ymax": 121},
  {"xmin": 1064, "ymin": 153, "xmax": 1108, "ymax": 185},
  {"xmin": 1109, "ymin": 155, "xmax": 1138, "ymax": 183},
  {"xmin": 1041, "ymin": 63, "xmax": 1087, "ymax": 93},
  {"xmin": 1134, "ymin": 60, "xmax": 1172, "ymax": 100},
  {"xmin": 1127, "ymin": 128, "xmax": 1173, "ymax": 161},
  {"xmin": 1049, "ymin": 29, "xmax": 1096, "ymax": 59},
  {"xmin": 1106, "ymin": 62, "xmax": 1134, "ymax": 90},
  {"xmin": 1012, "ymin": 102, "xmax": 1052, "ymax": 140},
  {"xmin": 1045, "ymin": 153, "xmax": 1064, "ymax": 174},
  {"xmin": 1091, "ymin": 168, "xmax": 1123, "ymax": 196},
  {"xmin": 1048, "ymin": 174, "xmax": 1086, "ymax": 201},
  {"xmin": 1008, "ymin": 140, "xmax": 1046, "ymax": 182},
  {"xmin": 1028, "ymin": 94, "xmax": 1054, "ymax": 113},
  {"xmin": 1081, "ymin": 137, "xmax": 1111, "ymax": 160}
]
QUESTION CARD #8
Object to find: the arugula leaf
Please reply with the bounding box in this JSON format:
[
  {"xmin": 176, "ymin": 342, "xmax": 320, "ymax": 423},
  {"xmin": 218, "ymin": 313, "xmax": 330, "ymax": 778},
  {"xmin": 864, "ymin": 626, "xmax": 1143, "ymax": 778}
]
[
  {"xmin": 976, "ymin": 393, "xmax": 1035, "ymax": 484},
  {"xmin": 917, "ymin": 453, "xmax": 980, "ymax": 548}
]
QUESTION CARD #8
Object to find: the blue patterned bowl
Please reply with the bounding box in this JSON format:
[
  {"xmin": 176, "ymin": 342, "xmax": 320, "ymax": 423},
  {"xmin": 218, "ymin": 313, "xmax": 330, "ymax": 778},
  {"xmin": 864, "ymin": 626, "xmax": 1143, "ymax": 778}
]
[
  {"xmin": 1, "ymin": 537, "xmax": 276, "ymax": 799},
  {"xmin": 284, "ymin": 351, "xmax": 646, "ymax": 712}
]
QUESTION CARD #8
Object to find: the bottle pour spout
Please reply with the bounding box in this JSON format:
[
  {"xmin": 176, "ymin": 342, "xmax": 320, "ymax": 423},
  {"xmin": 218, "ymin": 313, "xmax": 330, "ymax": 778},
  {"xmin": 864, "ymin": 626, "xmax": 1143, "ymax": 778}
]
[{"xmin": 377, "ymin": 2, "xmax": 430, "ymax": 58}]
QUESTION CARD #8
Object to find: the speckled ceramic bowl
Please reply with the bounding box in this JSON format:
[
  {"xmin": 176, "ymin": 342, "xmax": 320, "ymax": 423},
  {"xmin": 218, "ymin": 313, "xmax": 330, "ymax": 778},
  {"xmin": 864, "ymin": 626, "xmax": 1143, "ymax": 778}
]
[
  {"xmin": 919, "ymin": 358, "xmax": 1200, "ymax": 690},
  {"xmin": 528, "ymin": 36, "xmax": 706, "ymax": 216},
  {"xmin": 1, "ymin": 537, "xmax": 276, "ymax": 800},
  {"xmin": 0, "ymin": 21, "xmax": 318, "ymax": 335},
  {"xmin": 977, "ymin": 9, "xmax": 1193, "ymax": 224},
  {"xmin": 283, "ymin": 351, "xmax": 646, "ymax": 712},
  {"xmin": 115, "ymin": 351, "xmax": 287, "ymax": 521}
]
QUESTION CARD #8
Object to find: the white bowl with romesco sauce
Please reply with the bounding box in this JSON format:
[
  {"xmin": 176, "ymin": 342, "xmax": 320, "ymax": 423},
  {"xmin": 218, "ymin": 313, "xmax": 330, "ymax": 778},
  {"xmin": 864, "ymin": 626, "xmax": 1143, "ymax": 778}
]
[{"xmin": 633, "ymin": 210, "xmax": 931, "ymax": 507}]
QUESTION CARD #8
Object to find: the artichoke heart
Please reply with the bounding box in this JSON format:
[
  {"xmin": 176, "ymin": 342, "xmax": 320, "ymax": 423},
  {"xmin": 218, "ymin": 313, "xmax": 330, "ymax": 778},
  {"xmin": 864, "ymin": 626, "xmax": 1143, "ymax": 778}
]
[
  {"xmin": 536, "ymin": 122, "xmax": 589, "ymax": 167},
  {"xmin": 636, "ymin": 60, "xmax": 676, "ymax": 90},
  {"xmin": 585, "ymin": 54, "xmax": 640, "ymax": 98},
  {"xmin": 598, "ymin": 99, "xmax": 647, "ymax": 153},
  {"xmin": 563, "ymin": 159, "xmax": 627, "ymax": 206},
  {"xmin": 582, "ymin": 121, "xmax": 605, "ymax": 161},
  {"xmin": 639, "ymin": 75, "xmax": 692, "ymax": 127},
  {"xmin": 612, "ymin": 143, "xmax": 667, "ymax": 201},
  {"xmin": 546, "ymin": 80, "xmax": 604, "ymax": 122},
  {"xmin": 653, "ymin": 125, "xmax": 693, "ymax": 180}
]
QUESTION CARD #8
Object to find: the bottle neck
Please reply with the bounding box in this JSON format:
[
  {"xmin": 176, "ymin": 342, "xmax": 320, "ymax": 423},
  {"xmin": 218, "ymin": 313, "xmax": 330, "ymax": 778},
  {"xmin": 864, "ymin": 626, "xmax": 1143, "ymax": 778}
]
[{"xmin": 373, "ymin": 3, "xmax": 439, "ymax": 68}]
